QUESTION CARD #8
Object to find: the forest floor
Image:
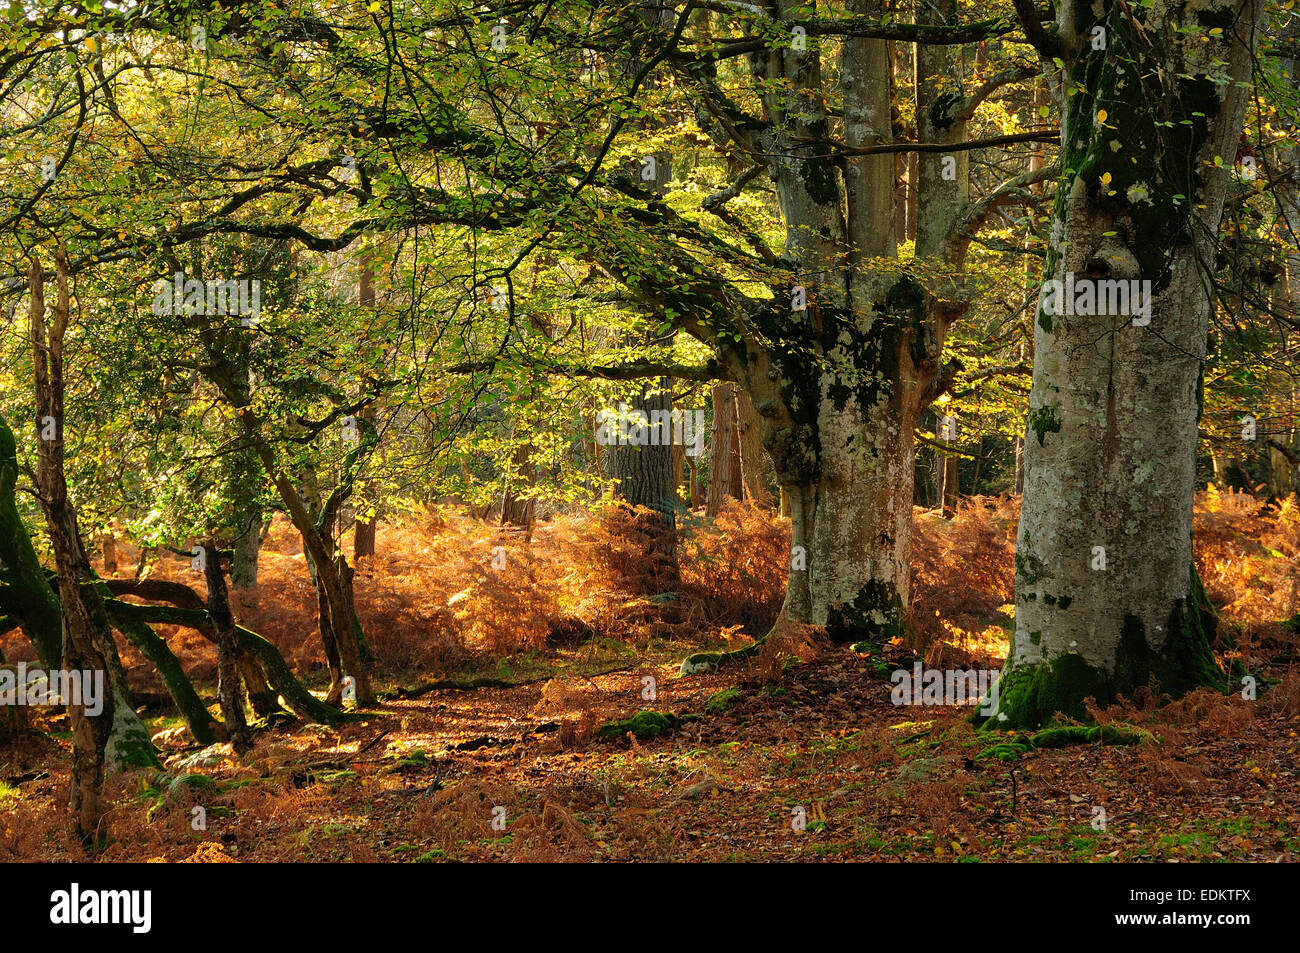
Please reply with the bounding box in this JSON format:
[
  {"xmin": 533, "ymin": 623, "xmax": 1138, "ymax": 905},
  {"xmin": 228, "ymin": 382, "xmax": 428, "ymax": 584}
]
[{"xmin": 2, "ymin": 491, "xmax": 1298, "ymax": 861}]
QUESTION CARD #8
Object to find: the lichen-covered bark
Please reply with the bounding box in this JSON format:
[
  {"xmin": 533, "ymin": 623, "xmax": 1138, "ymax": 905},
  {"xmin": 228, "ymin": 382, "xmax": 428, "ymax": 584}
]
[
  {"xmin": 1004, "ymin": 0, "xmax": 1262, "ymax": 727},
  {"xmin": 711, "ymin": 0, "xmax": 926, "ymax": 644}
]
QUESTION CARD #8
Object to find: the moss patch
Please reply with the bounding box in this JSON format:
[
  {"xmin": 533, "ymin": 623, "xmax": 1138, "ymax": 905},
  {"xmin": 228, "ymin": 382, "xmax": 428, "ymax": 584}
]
[
  {"xmin": 991, "ymin": 566, "xmax": 1224, "ymax": 728},
  {"xmin": 1028, "ymin": 404, "xmax": 1062, "ymax": 446},
  {"xmin": 596, "ymin": 710, "xmax": 677, "ymax": 741},
  {"xmin": 705, "ymin": 687, "xmax": 741, "ymax": 715}
]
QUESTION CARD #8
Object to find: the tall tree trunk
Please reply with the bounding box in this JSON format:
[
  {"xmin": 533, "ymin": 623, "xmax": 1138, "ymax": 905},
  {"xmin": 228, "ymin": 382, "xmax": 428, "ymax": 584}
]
[
  {"xmin": 735, "ymin": 388, "xmax": 773, "ymax": 508},
  {"xmin": 706, "ymin": 383, "xmax": 740, "ymax": 516},
  {"xmin": 305, "ymin": 533, "xmax": 345, "ymax": 704},
  {"xmin": 1272, "ymin": 43, "xmax": 1300, "ymax": 500},
  {"xmin": 671, "ymin": 441, "xmax": 685, "ymax": 505},
  {"xmin": 30, "ymin": 254, "xmax": 114, "ymax": 845},
  {"xmin": 1013, "ymin": 436, "xmax": 1025, "ymax": 495},
  {"xmin": 230, "ymin": 513, "xmax": 264, "ymax": 590},
  {"xmin": 718, "ymin": 0, "xmax": 922, "ymax": 645},
  {"xmin": 605, "ymin": 380, "xmax": 679, "ymax": 589},
  {"xmin": 500, "ymin": 437, "xmax": 536, "ymax": 528},
  {"xmin": 204, "ymin": 544, "xmax": 252, "ymax": 753},
  {"xmin": 354, "ymin": 262, "xmax": 380, "ymax": 556},
  {"xmin": 939, "ymin": 452, "xmax": 960, "ymax": 518},
  {"xmin": 1003, "ymin": 0, "xmax": 1262, "ymax": 727}
]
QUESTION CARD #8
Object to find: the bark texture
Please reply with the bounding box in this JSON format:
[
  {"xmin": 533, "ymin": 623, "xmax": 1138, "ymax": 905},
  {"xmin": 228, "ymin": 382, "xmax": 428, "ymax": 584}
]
[
  {"xmin": 605, "ymin": 381, "xmax": 680, "ymax": 589},
  {"xmin": 204, "ymin": 544, "xmax": 252, "ymax": 753},
  {"xmin": 1004, "ymin": 0, "xmax": 1262, "ymax": 727}
]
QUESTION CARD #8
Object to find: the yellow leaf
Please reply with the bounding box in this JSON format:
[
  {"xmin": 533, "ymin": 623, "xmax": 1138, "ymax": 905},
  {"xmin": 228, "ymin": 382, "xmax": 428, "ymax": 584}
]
[
  {"xmin": 1100, "ymin": 171, "xmax": 1112, "ymax": 186},
  {"xmin": 1096, "ymin": 109, "xmax": 1107, "ymax": 123}
]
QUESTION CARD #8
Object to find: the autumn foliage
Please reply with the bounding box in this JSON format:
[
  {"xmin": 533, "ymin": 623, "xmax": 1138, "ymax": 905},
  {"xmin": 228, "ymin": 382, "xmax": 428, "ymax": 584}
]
[{"xmin": 3, "ymin": 491, "xmax": 1295, "ymax": 691}]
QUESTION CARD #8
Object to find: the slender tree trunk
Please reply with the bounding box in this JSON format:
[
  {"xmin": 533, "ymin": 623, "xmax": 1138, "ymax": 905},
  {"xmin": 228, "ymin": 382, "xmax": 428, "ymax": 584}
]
[
  {"xmin": 735, "ymin": 388, "xmax": 773, "ymax": 508},
  {"xmin": 671, "ymin": 441, "xmax": 685, "ymax": 505},
  {"xmin": 30, "ymin": 254, "xmax": 113, "ymax": 845},
  {"xmin": 940, "ymin": 453, "xmax": 960, "ymax": 518},
  {"xmin": 306, "ymin": 539, "xmax": 345, "ymax": 704},
  {"xmin": 1273, "ymin": 44, "xmax": 1300, "ymax": 500},
  {"xmin": 203, "ymin": 545, "xmax": 252, "ymax": 753},
  {"xmin": 1003, "ymin": 0, "xmax": 1262, "ymax": 726},
  {"xmin": 1014, "ymin": 436, "xmax": 1025, "ymax": 495},
  {"xmin": 355, "ymin": 262, "xmax": 382, "ymax": 556},
  {"xmin": 706, "ymin": 383, "xmax": 740, "ymax": 516}
]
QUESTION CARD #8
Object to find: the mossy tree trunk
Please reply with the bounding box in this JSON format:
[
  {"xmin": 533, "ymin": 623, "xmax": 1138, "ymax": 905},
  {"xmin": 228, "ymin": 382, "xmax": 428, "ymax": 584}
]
[
  {"xmin": 0, "ymin": 414, "xmax": 63, "ymax": 669},
  {"xmin": 98, "ymin": 593, "xmax": 220, "ymax": 745},
  {"xmin": 29, "ymin": 256, "xmax": 161, "ymax": 782},
  {"xmin": 1002, "ymin": 0, "xmax": 1263, "ymax": 727},
  {"xmin": 721, "ymin": 0, "xmax": 1031, "ymax": 644}
]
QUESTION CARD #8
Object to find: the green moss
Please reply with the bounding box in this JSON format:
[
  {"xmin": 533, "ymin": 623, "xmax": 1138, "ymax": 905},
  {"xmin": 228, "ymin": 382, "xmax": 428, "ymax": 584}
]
[
  {"xmin": 801, "ymin": 157, "xmax": 839, "ymax": 206},
  {"xmin": 976, "ymin": 724, "xmax": 1151, "ymax": 759},
  {"xmin": 826, "ymin": 581, "xmax": 905, "ymax": 645},
  {"xmin": 679, "ymin": 639, "xmax": 762, "ymax": 674},
  {"xmin": 705, "ymin": 687, "xmax": 741, "ymax": 715},
  {"xmin": 975, "ymin": 740, "xmax": 1030, "ymax": 762},
  {"xmin": 1028, "ymin": 404, "xmax": 1062, "ymax": 447},
  {"xmin": 106, "ymin": 706, "xmax": 164, "ymax": 772},
  {"xmin": 988, "ymin": 652, "xmax": 1109, "ymax": 728},
  {"xmin": 1031, "ymin": 724, "xmax": 1152, "ymax": 747},
  {"xmin": 595, "ymin": 710, "xmax": 676, "ymax": 741},
  {"xmin": 992, "ymin": 566, "xmax": 1224, "ymax": 729},
  {"xmin": 167, "ymin": 773, "xmax": 215, "ymax": 794},
  {"xmin": 1015, "ymin": 543, "xmax": 1048, "ymax": 586}
]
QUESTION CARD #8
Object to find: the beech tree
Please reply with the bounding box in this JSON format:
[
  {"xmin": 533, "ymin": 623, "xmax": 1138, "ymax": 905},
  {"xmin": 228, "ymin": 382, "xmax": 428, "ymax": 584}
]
[
  {"xmin": 61, "ymin": 1, "xmax": 1051, "ymax": 645},
  {"xmin": 1000, "ymin": 0, "xmax": 1265, "ymax": 725}
]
